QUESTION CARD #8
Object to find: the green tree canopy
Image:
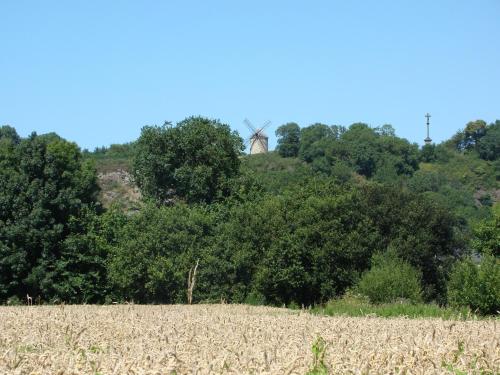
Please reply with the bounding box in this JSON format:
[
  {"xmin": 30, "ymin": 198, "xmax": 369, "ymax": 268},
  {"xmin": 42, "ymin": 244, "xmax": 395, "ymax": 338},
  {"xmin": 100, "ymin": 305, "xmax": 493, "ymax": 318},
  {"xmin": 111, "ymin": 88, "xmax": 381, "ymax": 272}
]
[
  {"xmin": 358, "ymin": 183, "xmax": 459, "ymax": 301},
  {"xmin": 107, "ymin": 203, "xmax": 215, "ymax": 303},
  {"xmin": 296, "ymin": 122, "xmax": 419, "ymax": 180},
  {"xmin": 276, "ymin": 122, "xmax": 301, "ymax": 157},
  {"xmin": 447, "ymin": 254, "xmax": 499, "ymax": 315},
  {"xmin": 298, "ymin": 123, "xmax": 335, "ymax": 163},
  {"xmin": 477, "ymin": 120, "xmax": 500, "ymax": 161},
  {"xmin": 0, "ymin": 125, "xmax": 21, "ymax": 144},
  {"xmin": 419, "ymin": 144, "xmax": 437, "ymax": 163},
  {"xmin": 133, "ymin": 116, "xmax": 244, "ymax": 204},
  {"xmin": 0, "ymin": 131, "xmax": 101, "ymax": 302},
  {"xmin": 356, "ymin": 250, "xmax": 422, "ymax": 304},
  {"xmin": 447, "ymin": 119, "xmax": 500, "ymax": 161},
  {"xmin": 472, "ymin": 203, "xmax": 500, "ymax": 257},
  {"xmin": 462, "ymin": 120, "xmax": 487, "ymax": 150}
]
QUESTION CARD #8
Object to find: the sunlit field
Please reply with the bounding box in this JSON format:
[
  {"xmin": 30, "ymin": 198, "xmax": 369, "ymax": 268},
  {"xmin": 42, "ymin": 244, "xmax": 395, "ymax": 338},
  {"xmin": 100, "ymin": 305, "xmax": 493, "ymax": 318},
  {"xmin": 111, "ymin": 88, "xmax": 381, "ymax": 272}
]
[{"xmin": 0, "ymin": 304, "xmax": 498, "ymax": 374}]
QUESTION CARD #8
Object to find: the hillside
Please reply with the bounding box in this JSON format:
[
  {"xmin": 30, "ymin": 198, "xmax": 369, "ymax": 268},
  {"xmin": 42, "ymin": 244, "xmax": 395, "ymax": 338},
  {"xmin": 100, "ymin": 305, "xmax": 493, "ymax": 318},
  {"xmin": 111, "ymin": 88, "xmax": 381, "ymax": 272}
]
[
  {"xmin": 87, "ymin": 140, "xmax": 499, "ymax": 224},
  {"xmin": 2, "ymin": 119, "xmax": 498, "ymax": 313},
  {"xmin": 83, "ymin": 146, "xmax": 138, "ymax": 209}
]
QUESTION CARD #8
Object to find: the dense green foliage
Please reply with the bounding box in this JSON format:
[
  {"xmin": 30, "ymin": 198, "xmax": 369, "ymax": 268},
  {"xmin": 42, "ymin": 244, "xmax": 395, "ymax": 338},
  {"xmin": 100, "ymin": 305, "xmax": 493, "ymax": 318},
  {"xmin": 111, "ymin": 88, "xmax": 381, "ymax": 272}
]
[
  {"xmin": 106, "ymin": 203, "xmax": 213, "ymax": 303},
  {"xmin": 472, "ymin": 203, "xmax": 500, "ymax": 257},
  {"xmin": 276, "ymin": 122, "xmax": 301, "ymax": 157},
  {"xmin": 132, "ymin": 117, "xmax": 243, "ymax": 204},
  {"xmin": 313, "ymin": 294, "xmax": 473, "ymax": 319},
  {"xmin": 447, "ymin": 254, "xmax": 499, "ymax": 315},
  {"xmin": 448, "ymin": 120, "xmax": 500, "ymax": 160},
  {"xmin": 296, "ymin": 122, "xmax": 419, "ymax": 180},
  {"xmin": 1, "ymin": 117, "xmax": 498, "ymax": 315},
  {"xmin": 0, "ymin": 127, "xmax": 103, "ymax": 303},
  {"xmin": 42, "ymin": 179, "xmax": 459, "ymax": 305},
  {"xmin": 240, "ymin": 152, "xmax": 314, "ymax": 194},
  {"xmin": 83, "ymin": 142, "xmax": 136, "ymax": 160},
  {"xmin": 355, "ymin": 251, "xmax": 423, "ymax": 304}
]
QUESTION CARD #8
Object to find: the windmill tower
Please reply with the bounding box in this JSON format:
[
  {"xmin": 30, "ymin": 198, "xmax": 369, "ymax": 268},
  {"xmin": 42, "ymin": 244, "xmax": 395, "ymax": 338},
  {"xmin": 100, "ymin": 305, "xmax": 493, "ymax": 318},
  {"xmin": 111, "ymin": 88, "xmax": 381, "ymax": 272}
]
[{"xmin": 244, "ymin": 118, "xmax": 270, "ymax": 155}]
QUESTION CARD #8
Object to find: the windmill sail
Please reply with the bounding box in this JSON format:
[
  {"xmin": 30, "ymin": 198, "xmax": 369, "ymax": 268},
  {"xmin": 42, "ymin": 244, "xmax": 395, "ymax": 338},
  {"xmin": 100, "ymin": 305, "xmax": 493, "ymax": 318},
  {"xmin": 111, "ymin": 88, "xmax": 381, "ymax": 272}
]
[{"xmin": 244, "ymin": 119, "xmax": 270, "ymax": 155}]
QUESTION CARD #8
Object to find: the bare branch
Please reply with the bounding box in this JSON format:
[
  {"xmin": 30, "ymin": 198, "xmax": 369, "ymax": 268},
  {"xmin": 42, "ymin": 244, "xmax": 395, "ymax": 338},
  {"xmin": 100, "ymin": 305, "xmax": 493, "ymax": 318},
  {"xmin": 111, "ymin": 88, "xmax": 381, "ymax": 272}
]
[{"xmin": 187, "ymin": 259, "xmax": 200, "ymax": 305}]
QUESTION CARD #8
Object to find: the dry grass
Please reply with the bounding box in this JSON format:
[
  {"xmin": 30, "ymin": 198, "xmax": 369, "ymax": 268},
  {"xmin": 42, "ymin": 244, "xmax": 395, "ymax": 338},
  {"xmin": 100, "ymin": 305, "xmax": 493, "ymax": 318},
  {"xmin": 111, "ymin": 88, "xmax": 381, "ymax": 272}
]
[
  {"xmin": 0, "ymin": 304, "xmax": 498, "ymax": 374},
  {"xmin": 97, "ymin": 169, "xmax": 141, "ymax": 209}
]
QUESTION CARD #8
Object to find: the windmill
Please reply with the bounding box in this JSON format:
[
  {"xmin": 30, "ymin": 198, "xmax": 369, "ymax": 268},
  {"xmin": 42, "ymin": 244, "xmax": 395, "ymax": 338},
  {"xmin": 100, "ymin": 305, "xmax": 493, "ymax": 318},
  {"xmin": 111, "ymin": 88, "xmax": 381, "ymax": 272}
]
[{"xmin": 244, "ymin": 118, "xmax": 270, "ymax": 155}]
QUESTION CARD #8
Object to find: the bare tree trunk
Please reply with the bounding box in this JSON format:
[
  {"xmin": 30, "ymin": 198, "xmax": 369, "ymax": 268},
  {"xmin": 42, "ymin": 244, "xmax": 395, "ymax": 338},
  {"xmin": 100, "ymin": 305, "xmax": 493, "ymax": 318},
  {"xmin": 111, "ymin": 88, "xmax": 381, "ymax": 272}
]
[{"xmin": 187, "ymin": 259, "xmax": 199, "ymax": 305}]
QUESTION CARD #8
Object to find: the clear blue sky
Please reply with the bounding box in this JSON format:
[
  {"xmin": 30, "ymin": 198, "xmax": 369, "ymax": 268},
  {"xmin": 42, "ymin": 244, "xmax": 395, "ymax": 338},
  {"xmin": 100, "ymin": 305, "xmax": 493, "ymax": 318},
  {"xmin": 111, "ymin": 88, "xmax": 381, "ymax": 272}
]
[{"xmin": 1, "ymin": 1, "xmax": 499, "ymax": 151}]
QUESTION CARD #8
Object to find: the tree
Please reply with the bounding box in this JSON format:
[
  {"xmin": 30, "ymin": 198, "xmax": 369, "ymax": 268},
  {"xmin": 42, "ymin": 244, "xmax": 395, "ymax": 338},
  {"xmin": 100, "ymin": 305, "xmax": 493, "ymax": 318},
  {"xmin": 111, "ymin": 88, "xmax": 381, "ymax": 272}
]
[
  {"xmin": 133, "ymin": 116, "xmax": 244, "ymax": 204},
  {"xmin": 209, "ymin": 180, "xmax": 380, "ymax": 305},
  {"xmin": 0, "ymin": 131, "xmax": 101, "ymax": 302},
  {"xmin": 296, "ymin": 122, "xmax": 419, "ymax": 180},
  {"xmin": 356, "ymin": 250, "xmax": 422, "ymax": 304},
  {"xmin": 358, "ymin": 183, "xmax": 460, "ymax": 302},
  {"xmin": 375, "ymin": 136, "xmax": 419, "ymax": 177},
  {"xmin": 276, "ymin": 122, "xmax": 301, "ymax": 157},
  {"xmin": 472, "ymin": 203, "xmax": 500, "ymax": 257},
  {"xmin": 289, "ymin": 186, "xmax": 380, "ymax": 302},
  {"xmin": 375, "ymin": 124, "xmax": 396, "ymax": 137},
  {"xmin": 477, "ymin": 120, "xmax": 500, "ymax": 161},
  {"xmin": 209, "ymin": 196, "xmax": 290, "ymax": 303},
  {"xmin": 447, "ymin": 254, "xmax": 499, "ymax": 315},
  {"xmin": 463, "ymin": 120, "xmax": 487, "ymax": 150},
  {"xmin": 420, "ymin": 144, "xmax": 437, "ymax": 163},
  {"xmin": 0, "ymin": 125, "xmax": 21, "ymax": 144},
  {"xmin": 298, "ymin": 123, "xmax": 334, "ymax": 163},
  {"xmin": 107, "ymin": 203, "xmax": 215, "ymax": 303},
  {"xmin": 449, "ymin": 120, "xmax": 488, "ymax": 153},
  {"xmin": 339, "ymin": 123, "xmax": 379, "ymax": 177},
  {"xmin": 51, "ymin": 207, "xmax": 109, "ymax": 303}
]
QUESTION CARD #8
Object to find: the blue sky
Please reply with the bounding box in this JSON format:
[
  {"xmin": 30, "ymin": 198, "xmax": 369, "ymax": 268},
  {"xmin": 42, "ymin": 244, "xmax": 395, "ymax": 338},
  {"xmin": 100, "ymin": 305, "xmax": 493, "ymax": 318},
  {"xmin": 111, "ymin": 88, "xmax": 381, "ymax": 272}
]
[{"xmin": 1, "ymin": 1, "xmax": 499, "ymax": 151}]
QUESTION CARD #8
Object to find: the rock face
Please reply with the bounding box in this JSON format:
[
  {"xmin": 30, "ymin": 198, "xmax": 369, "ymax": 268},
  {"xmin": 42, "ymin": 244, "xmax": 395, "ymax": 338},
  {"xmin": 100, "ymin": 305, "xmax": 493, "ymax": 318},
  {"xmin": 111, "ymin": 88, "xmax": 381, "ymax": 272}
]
[{"xmin": 97, "ymin": 169, "xmax": 141, "ymax": 209}]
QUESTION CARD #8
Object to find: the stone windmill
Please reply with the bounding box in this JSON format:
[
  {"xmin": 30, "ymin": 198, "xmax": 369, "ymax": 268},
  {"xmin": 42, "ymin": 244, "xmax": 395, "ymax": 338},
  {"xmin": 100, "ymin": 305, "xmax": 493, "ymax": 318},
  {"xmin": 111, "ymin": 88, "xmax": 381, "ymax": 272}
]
[{"xmin": 244, "ymin": 118, "xmax": 270, "ymax": 155}]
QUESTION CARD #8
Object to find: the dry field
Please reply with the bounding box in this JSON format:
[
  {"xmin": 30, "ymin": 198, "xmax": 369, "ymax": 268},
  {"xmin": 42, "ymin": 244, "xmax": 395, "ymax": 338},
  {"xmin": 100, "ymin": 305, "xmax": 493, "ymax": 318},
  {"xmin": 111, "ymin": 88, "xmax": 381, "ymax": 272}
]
[{"xmin": 0, "ymin": 304, "xmax": 498, "ymax": 374}]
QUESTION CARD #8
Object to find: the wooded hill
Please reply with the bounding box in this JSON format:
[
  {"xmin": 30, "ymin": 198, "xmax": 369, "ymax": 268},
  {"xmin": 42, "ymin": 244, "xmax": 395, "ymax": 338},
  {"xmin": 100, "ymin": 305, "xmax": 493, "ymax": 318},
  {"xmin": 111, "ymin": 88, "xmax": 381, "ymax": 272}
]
[
  {"xmin": 0, "ymin": 118, "xmax": 498, "ymax": 314},
  {"xmin": 87, "ymin": 120, "xmax": 499, "ymax": 225}
]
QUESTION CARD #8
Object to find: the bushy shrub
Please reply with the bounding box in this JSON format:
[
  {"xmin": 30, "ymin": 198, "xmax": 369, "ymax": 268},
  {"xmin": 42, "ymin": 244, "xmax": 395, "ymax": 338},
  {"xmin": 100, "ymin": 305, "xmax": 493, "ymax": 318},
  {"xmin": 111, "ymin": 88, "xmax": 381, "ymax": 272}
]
[
  {"xmin": 355, "ymin": 252, "xmax": 423, "ymax": 304},
  {"xmin": 317, "ymin": 293, "xmax": 471, "ymax": 319},
  {"xmin": 244, "ymin": 291, "xmax": 266, "ymax": 306},
  {"xmin": 447, "ymin": 254, "xmax": 499, "ymax": 315},
  {"xmin": 6, "ymin": 296, "xmax": 22, "ymax": 306}
]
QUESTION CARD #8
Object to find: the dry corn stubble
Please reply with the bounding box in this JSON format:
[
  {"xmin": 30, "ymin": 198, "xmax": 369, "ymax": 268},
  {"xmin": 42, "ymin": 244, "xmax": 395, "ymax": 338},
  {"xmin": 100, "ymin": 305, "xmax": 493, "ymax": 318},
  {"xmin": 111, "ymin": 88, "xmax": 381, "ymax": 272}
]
[{"xmin": 0, "ymin": 304, "xmax": 498, "ymax": 374}]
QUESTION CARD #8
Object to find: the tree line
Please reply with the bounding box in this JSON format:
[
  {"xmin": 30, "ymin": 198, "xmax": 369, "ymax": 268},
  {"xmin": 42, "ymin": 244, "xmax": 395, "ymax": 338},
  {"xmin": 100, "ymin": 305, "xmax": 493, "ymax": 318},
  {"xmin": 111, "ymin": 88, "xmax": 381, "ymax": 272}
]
[{"xmin": 0, "ymin": 117, "xmax": 498, "ymax": 314}]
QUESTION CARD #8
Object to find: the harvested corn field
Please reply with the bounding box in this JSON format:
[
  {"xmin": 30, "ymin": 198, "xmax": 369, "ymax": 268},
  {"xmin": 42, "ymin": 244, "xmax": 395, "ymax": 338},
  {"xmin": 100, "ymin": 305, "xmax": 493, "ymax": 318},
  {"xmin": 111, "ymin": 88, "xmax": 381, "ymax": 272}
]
[{"xmin": 0, "ymin": 304, "xmax": 498, "ymax": 374}]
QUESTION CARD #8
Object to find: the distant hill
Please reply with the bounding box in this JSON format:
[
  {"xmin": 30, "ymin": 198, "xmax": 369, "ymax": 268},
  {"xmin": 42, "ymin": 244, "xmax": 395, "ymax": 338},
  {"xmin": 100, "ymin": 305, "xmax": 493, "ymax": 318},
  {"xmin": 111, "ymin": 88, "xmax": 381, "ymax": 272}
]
[
  {"xmin": 83, "ymin": 121, "xmax": 499, "ymax": 226},
  {"xmin": 86, "ymin": 147, "xmax": 498, "ymax": 225}
]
